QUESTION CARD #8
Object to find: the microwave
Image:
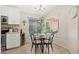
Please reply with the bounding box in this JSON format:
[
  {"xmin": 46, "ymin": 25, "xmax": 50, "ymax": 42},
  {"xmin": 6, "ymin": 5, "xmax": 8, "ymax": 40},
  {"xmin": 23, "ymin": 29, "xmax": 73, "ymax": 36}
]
[{"xmin": 1, "ymin": 16, "xmax": 8, "ymax": 24}]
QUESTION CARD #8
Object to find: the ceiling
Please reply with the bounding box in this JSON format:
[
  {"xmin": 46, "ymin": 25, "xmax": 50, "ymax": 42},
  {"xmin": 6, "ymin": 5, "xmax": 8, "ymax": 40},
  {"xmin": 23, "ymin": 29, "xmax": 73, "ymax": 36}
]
[{"xmin": 8, "ymin": 5, "xmax": 56, "ymax": 17}]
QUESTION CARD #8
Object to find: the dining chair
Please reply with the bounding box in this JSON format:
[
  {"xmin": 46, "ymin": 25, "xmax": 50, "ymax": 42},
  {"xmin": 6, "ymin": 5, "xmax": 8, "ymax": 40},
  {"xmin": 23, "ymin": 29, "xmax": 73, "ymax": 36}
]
[
  {"xmin": 44, "ymin": 32, "xmax": 54, "ymax": 53},
  {"xmin": 30, "ymin": 34, "xmax": 42, "ymax": 54}
]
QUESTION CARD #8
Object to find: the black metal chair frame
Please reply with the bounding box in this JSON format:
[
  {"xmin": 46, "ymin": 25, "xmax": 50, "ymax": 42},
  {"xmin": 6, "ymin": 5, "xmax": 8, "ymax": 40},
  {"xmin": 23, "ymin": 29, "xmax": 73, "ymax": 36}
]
[
  {"xmin": 30, "ymin": 33, "xmax": 54, "ymax": 54},
  {"xmin": 30, "ymin": 34, "xmax": 42, "ymax": 54},
  {"xmin": 43, "ymin": 33, "xmax": 54, "ymax": 53}
]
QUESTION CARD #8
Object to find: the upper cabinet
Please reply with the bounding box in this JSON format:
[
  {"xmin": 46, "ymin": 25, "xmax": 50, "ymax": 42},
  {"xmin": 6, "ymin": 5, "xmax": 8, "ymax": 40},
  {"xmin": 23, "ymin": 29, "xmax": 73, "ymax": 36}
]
[
  {"xmin": 0, "ymin": 6, "xmax": 2, "ymax": 15},
  {"xmin": 0, "ymin": 6, "xmax": 8, "ymax": 16},
  {"xmin": 0, "ymin": 6, "xmax": 20, "ymax": 24},
  {"xmin": 8, "ymin": 7, "xmax": 20, "ymax": 24}
]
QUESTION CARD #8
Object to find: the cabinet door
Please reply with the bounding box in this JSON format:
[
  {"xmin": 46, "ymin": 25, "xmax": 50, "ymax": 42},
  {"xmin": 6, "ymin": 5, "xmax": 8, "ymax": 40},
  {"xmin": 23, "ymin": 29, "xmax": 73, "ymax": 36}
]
[
  {"xmin": 0, "ymin": 6, "xmax": 2, "ymax": 15},
  {"xmin": 8, "ymin": 7, "xmax": 20, "ymax": 24},
  {"xmin": 14, "ymin": 9, "xmax": 20, "ymax": 24},
  {"xmin": 1, "ymin": 6, "xmax": 8, "ymax": 16},
  {"xmin": 6, "ymin": 33, "xmax": 20, "ymax": 49}
]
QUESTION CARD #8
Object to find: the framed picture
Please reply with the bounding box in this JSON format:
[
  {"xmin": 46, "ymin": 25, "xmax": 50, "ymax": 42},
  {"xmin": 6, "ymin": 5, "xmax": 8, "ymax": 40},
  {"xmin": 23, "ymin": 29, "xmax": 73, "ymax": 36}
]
[{"xmin": 48, "ymin": 17, "xmax": 59, "ymax": 32}]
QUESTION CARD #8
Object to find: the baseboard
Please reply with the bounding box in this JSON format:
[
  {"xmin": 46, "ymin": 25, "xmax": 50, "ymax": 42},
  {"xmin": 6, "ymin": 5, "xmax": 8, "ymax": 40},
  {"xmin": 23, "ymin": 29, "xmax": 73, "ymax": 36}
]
[{"xmin": 54, "ymin": 43, "xmax": 71, "ymax": 54}]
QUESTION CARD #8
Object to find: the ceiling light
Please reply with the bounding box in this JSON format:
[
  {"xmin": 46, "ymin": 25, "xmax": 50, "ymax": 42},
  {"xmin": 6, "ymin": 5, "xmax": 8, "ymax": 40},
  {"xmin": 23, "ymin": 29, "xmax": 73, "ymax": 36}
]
[{"xmin": 33, "ymin": 5, "xmax": 45, "ymax": 12}]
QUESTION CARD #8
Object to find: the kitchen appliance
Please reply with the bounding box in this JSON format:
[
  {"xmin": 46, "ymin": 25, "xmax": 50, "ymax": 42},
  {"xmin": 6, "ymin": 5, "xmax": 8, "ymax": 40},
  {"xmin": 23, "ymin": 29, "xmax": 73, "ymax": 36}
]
[
  {"xmin": 1, "ymin": 16, "xmax": 9, "ymax": 52},
  {"xmin": 1, "ymin": 16, "xmax": 8, "ymax": 24}
]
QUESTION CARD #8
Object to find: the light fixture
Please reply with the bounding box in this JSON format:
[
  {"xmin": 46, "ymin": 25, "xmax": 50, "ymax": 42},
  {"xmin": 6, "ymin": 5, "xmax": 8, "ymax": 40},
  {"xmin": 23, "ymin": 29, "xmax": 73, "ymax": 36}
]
[
  {"xmin": 34, "ymin": 5, "xmax": 45, "ymax": 12},
  {"xmin": 73, "ymin": 6, "xmax": 79, "ymax": 19}
]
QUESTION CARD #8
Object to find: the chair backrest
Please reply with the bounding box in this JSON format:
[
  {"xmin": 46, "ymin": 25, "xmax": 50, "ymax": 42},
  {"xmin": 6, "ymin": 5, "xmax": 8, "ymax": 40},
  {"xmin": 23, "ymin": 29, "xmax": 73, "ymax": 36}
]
[
  {"xmin": 30, "ymin": 34, "xmax": 35, "ymax": 43},
  {"xmin": 45, "ymin": 32, "xmax": 54, "ymax": 43},
  {"xmin": 49, "ymin": 34, "xmax": 54, "ymax": 42},
  {"xmin": 45, "ymin": 32, "xmax": 52, "ymax": 39}
]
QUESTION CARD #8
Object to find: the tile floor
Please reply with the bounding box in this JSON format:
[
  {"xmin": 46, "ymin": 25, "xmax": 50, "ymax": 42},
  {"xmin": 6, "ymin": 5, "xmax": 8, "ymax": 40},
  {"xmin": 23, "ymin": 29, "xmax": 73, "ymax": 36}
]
[{"xmin": 2, "ymin": 39, "xmax": 71, "ymax": 54}]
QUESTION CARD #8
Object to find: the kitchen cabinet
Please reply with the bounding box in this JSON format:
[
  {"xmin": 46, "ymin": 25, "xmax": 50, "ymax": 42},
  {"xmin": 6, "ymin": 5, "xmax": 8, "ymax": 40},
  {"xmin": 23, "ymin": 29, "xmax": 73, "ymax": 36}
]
[
  {"xmin": 0, "ymin": 6, "xmax": 8, "ymax": 16},
  {"xmin": 0, "ymin": 6, "xmax": 2, "ymax": 15},
  {"xmin": 1, "ymin": 34, "xmax": 6, "ymax": 51},
  {"xmin": 0, "ymin": 6, "xmax": 20, "ymax": 24},
  {"xmin": 8, "ymin": 7, "xmax": 20, "ymax": 24},
  {"xmin": 6, "ymin": 32, "xmax": 20, "ymax": 49}
]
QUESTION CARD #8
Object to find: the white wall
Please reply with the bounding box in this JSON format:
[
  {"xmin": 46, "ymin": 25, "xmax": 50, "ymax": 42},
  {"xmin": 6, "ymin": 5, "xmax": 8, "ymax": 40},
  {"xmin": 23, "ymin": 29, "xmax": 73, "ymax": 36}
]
[
  {"xmin": 77, "ymin": 7, "xmax": 79, "ymax": 53},
  {"xmin": 67, "ymin": 16, "xmax": 78, "ymax": 53},
  {"xmin": 46, "ymin": 6, "xmax": 78, "ymax": 53}
]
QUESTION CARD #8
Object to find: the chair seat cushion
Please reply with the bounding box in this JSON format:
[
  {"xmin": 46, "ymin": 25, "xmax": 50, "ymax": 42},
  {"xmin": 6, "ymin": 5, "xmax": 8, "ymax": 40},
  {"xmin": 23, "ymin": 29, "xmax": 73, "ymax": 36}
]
[
  {"xmin": 44, "ymin": 40, "xmax": 51, "ymax": 43},
  {"xmin": 33, "ymin": 40, "xmax": 41, "ymax": 44}
]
